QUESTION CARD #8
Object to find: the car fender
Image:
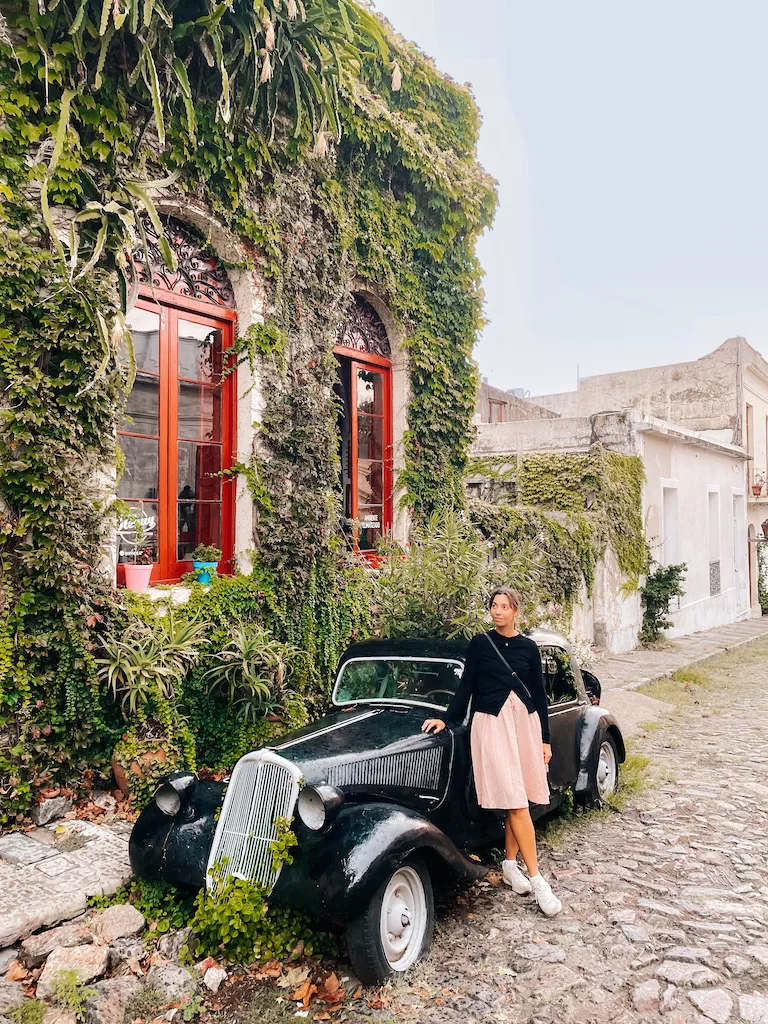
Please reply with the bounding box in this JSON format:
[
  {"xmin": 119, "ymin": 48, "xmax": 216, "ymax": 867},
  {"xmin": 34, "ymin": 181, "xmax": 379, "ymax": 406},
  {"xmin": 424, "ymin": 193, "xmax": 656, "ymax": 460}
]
[
  {"xmin": 574, "ymin": 706, "xmax": 626, "ymax": 793},
  {"xmin": 271, "ymin": 801, "xmax": 487, "ymax": 922}
]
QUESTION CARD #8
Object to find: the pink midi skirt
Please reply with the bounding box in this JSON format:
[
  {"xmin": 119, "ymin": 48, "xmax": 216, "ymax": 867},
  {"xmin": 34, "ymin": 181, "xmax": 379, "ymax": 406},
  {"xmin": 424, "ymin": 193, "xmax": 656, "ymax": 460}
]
[{"xmin": 470, "ymin": 690, "xmax": 551, "ymax": 809}]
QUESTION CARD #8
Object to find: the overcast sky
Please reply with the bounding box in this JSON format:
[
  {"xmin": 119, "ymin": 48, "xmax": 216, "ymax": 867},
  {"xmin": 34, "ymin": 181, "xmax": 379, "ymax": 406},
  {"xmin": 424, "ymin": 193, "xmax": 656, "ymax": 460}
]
[{"xmin": 372, "ymin": 0, "xmax": 768, "ymax": 396}]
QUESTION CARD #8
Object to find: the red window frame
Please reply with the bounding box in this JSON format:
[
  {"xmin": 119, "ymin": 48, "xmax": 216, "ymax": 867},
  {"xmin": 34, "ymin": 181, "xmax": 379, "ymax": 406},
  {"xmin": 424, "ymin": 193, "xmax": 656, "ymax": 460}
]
[
  {"xmin": 117, "ymin": 287, "xmax": 237, "ymax": 585},
  {"xmin": 334, "ymin": 345, "xmax": 393, "ymax": 550}
]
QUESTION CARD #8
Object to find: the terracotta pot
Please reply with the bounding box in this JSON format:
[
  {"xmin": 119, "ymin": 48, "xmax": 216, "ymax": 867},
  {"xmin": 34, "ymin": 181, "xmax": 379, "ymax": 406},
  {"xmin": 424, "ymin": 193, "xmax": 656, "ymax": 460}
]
[
  {"xmin": 112, "ymin": 744, "xmax": 169, "ymax": 797},
  {"xmin": 123, "ymin": 563, "xmax": 153, "ymax": 592}
]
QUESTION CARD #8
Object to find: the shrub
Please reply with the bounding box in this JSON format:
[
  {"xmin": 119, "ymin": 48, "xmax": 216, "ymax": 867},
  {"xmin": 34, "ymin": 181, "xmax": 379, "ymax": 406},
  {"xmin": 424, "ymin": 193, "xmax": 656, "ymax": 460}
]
[{"xmin": 639, "ymin": 563, "xmax": 687, "ymax": 645}]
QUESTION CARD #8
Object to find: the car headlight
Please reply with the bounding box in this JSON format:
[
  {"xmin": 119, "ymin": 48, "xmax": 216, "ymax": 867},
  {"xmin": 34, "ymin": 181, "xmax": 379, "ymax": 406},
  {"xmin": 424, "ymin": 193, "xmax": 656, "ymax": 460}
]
[
  {"xmin": 153, "ymin": 772, "xmax": 197, "ymax": 818},
  {"xmin": 297, "ymin": 784, "xmax": 344, "ymax": 831}
]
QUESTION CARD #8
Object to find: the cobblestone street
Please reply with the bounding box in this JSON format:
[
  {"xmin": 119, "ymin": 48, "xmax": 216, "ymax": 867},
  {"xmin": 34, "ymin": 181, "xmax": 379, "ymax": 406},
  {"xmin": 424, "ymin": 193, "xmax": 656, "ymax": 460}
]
[{"xmin": 382, "ymin": 638, "xmax": 768, "ymax": 1024}]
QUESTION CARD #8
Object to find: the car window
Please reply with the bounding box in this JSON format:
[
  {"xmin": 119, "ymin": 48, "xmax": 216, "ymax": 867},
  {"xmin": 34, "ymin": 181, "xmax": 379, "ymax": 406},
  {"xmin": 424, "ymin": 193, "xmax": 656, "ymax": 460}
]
[
  {"xmin": 334, "ymin": 658, "xmax": 463, "ymax": 707},
  {"xmin": 539, "ymin": 645, "xmax": 579, "ymax": 705}
]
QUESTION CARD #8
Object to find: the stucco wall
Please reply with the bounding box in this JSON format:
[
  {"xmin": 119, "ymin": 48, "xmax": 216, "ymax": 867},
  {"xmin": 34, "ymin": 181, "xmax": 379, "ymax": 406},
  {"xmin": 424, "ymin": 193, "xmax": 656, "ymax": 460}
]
[
  {"xmin": 641, "ymin": 430, "xmax": 750, "ymax": 636},
  {"xmin": 475, "ymin": 381, "xmax": 560, "ymax": 423},
  {"xmin": 473, "ymin": 412, "xmax": 636, "ymax": 458}
]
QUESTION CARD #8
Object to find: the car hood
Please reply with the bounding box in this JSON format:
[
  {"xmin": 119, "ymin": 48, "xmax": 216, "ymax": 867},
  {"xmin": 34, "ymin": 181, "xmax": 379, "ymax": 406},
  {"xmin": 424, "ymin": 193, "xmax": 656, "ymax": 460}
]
[{"xmin": 270, "ymin": 704, "xmax": 441, "ymax": 784}]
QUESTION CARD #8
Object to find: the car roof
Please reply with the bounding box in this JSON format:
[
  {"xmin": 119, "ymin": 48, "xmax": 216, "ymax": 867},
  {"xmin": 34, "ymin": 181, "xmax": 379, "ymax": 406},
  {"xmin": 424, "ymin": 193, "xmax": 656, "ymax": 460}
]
[{"xmin": 338, "ymin": 629, "xmax": 573, "ymax": 667}]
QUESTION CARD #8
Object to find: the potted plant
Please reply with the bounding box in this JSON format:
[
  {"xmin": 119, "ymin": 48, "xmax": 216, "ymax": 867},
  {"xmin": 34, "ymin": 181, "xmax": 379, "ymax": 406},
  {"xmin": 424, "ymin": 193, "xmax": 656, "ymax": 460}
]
[
  {"xmin": 97, "ymin": 611, "xmax": 207, "ymax": 804},
  {"xmin": 122, "ymin": 502, "xmax": 155, "ymax": 592},
  {"xmin": 190, "ymin": 543, "xmax": 222, "ymax": 585},
  {"xmin": 753, "ymin": 471, "xmax": 765, "ymax": 497}
]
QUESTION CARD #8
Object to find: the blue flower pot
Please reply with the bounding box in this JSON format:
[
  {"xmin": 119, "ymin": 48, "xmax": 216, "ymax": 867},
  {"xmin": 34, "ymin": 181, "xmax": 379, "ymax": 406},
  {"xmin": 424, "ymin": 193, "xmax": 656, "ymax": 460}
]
[{"xmin": 192, "ymin": 560, "xmax": 218, "ymax": 585}]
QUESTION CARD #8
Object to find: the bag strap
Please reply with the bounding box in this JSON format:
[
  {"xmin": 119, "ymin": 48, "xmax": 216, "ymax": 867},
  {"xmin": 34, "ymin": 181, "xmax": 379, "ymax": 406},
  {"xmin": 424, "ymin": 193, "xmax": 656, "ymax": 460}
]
[{"xmin": 483, "ymin": 632, "xmax": 534, "ymax": 703}]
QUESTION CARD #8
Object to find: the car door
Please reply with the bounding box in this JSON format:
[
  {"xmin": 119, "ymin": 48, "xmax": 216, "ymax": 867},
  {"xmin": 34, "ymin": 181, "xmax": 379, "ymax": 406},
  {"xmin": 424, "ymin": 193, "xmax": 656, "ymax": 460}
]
[{"xmin": 540, "ymin": 644, "xmax": 584, "ymax": 792}]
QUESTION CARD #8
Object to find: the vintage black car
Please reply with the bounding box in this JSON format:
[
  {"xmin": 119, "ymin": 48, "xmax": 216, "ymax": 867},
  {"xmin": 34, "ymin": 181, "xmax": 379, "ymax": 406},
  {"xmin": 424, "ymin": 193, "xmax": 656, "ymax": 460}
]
[{"xmin": 130, "ymin": 630, "xmax": 625, "ymax": 982}]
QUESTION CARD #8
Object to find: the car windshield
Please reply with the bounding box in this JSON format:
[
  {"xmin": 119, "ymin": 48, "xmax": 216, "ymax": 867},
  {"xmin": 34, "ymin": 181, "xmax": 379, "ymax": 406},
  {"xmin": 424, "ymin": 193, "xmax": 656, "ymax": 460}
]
[{"xmin": 334, "ymin": 658, "xmax": 463, "ymax": 708}]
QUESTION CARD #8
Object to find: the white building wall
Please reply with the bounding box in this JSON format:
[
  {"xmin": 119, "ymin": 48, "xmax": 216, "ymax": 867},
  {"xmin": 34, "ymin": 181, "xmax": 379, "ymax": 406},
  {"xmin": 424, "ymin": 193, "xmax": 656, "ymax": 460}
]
[{"xmin": 641, "ymin": 431, "xmax": 750, "ymax": 636}]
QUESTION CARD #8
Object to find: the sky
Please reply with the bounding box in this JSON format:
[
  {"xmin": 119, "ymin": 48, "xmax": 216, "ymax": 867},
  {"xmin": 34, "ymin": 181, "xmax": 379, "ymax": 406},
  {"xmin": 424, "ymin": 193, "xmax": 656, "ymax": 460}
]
[{"xmin": 372, "ymin": 0, "xmax": 768, "ymax": 397}]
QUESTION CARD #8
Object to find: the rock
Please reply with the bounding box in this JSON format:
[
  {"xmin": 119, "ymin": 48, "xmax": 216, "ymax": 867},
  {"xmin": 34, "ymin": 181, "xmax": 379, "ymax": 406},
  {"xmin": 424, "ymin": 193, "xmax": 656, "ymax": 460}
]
[
  {"xmin": 664, "ymin": 945, "xmax": 712, "ymax": 963},
  {"xmin": 621, "ymin": 924, "xmax": 649, "ymax": 943},
  {"xmin": 632, "ymin": 979, "xmax": 660, "ymax": 1014},
  {"xmin": 37, "ymin": 945, "xmax": 110, "ymax": 1000},
  {"xmin": 608, "ymin": 909, "xmax": 636, "ymax": 924},
  {"xmin": 91, "ymin": 905, "xmax": 145, "ymax": 943},
  {"xmin": 203, "ymin": 967, "xmax": 227, "ymax": 994},
  {"xmin": 747, "ymin": 945, "xmax": 768, "ymax": 967},
  {"xmin": 739, "ymin": 994, "xmax": 768, "ymax": 1023},
  {"xmin": 656, "ymin": 961, "xmax": 720, "ymax": 986},
  {"xmin": 90, "ymin": 793, "xmax": 117, "ymax": 814},
  {"xmin": 637, "ymin": 899, "xmax": 681, "ymax": 917},
  {"xmin": 20, "ymin": 923, "xmax": 93, "ymax": 968},
  {"xmin": 145, "ymin": 965, "xmax": 196, "ymax": 1002},
  {"xmin": 0, "ymin": 834, "xmax": 56, "ymax": 866},
  {"xmin": 107, "ymin": 938, "xmax": 144, "ymax": 970},
  {"xmin": 43, "ymin": 1010, "xmax": 77, "ymax": 1024},
  {"xmin": 31, "ymin": 797, "xmax": 73, "ymax": 827},
  {"xmin": 156, "ymin": 928, "xmax": 192, "ymax": 964},
  {"xmin": 688, "ymin": 989, "xmax": 733, "ymax": 1024},
  {"xmin": 85, "ymin": 977, "xmax": 143, "ymax": 1024},
  {"xmin": 0, "ymin": 948, "xmax": 18, "ymax": 976},
  {"xmin": 724, "ymin": 954, "xmax": 751, "ymax": 975},
  {"xmin": 514, "ymin": 943, "xmax": 566, "ymax": 963},
  {"xmin": 660, "ymin": 984, "xmax": 677, "ymax": 1013},
  {"xmin": 0, "ymin": 980, "xmax": 25, "ymax": 1013}
]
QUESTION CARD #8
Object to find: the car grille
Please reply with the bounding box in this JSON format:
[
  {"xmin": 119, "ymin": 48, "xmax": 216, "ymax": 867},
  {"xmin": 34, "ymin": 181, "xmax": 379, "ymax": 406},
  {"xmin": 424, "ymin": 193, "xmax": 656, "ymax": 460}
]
[
  {"xmin": 325, "ymin": 745, "xmax": 444, "ymax": 791},
  {"xmin": 205, "ymin": 750, "xmax": 302, "ymax": 893}
]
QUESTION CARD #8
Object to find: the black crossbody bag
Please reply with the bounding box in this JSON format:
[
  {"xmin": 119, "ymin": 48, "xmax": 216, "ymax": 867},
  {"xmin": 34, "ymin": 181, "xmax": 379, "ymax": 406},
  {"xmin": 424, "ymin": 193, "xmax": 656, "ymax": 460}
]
[{"xmin": 483, "ymin": 632, "xmax": 534, "ymax": 705}]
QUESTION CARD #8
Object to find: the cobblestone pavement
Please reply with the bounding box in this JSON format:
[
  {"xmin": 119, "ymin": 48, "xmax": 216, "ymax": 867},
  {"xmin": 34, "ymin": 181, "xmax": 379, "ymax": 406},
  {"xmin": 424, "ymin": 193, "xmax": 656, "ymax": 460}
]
[
  {"xmin": 384, "ymin": 639, "xmax": 768, "ymax": 1024},
  {"xmin": 0, "ymin": 820, "xmax": 132, "ymax": 949}
]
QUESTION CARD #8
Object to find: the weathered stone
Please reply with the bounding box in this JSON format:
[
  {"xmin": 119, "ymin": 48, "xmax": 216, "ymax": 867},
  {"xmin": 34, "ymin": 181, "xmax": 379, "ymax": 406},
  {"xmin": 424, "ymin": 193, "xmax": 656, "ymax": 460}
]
[
  {"xmin": 31, "ymin": 798, "xmax": 73, "ymax": 827},
  {"xmin": 632, "ymin": 979, "xmax": 660, "ymax": 1014},
  {"xmin": 664, "ymin": 945, "xmax": 712, "ymax": 963},
  {"xmin": 656, "ymin": 960, "xmax": 720, "ymax": 986},
  {"xmin": 0, "ymin": 835, "xmax": 56, "ymax": 867},
  {"xmin": 37, "ymin": 945, "xmax": 110, "ymax": 1000},
  {"xmin": 42, "ymin": 1009, "xmax": 77, "ymax": 1024},
  {"xmin": 85, "ymin": 977, "xmax": 143, "ymax": 1024},
  {"xmin": 620, "ymin": 923, "xmax": 649, "ymax": 943},
  {"xmin": 0, "ymin": 980, "xmax": 25, "ymax": 1013},
  {"xmin": 91, "ymin": 905, "xmax": 144, "ymax": 943},
  {"xmin": 0, "ymin": 890, "xmax": 89, "ymax": 948},
  {"xmin": 0, "ymin": 948, "xmax": 18, "ymax": 976},
  {"xmin": 107, "ymin": 938, "xmax": 144, "ymax": 970},
  {"xmin": 156, "ymin": 928, "xmax": 192, "ymax": 963},
  {"xmin": 688, "ymin": 989, "xmax": 733, "ymax": 1024},
  {"xmin": 660, "ymin": 984, "xmax": 677, "ymax": 1013},
  {"xmin": 637, "ymin": 898, "xmax": 681, "ymax": 917},
  {"xmin": 145, "ymin": 965, "xmax": 196, "ymax": 1002},
  {"xmin": 90, "ymin": 793, "xmax": 117, "ymax": 814},
  {"xmin": 20, "ymin": 923, "xmax": 92, "ymax": 968},
  {"xmin": 514, "ymin": 943, "xmax": 566, "ymax": 963},
  {"xmin": 747, "ymin": 944, "xmax": 768, "ymax": 966},
  {"xmin": 608, "ymin": 909, "xmax": 636, "ymax": 924},
  {"xmin": 740, "ymin": 994, "xmax": 768, "ymax": 1023},
  {"xmin": 203, "ymin": 967, "xmax": 227, "ymax": 994},
  {"xmin": 724, "ymin": 953, "xmax": 751, "ymax": 975}
]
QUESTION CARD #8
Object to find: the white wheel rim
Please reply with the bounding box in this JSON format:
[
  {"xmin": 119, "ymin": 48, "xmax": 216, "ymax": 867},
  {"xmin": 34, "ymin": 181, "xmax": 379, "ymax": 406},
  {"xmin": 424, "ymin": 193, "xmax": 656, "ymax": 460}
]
[
  {"xmin": 596, "ymin": 741, "xmax": 617, "ymax": 798},
  {"xmin": 379, "ymin": 866, "xmax": 427, "ymax": 972}
]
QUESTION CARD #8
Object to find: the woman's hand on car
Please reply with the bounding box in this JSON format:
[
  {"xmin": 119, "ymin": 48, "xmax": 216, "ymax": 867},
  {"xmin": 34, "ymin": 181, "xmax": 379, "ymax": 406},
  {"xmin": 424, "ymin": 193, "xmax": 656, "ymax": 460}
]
[
  {"xmin": 543, "ymin": 743, "xmax": 553, "ymax": 764},
  {"xmin": 422, "ymin": 718, "xmax": 446, "ymax": 734}
]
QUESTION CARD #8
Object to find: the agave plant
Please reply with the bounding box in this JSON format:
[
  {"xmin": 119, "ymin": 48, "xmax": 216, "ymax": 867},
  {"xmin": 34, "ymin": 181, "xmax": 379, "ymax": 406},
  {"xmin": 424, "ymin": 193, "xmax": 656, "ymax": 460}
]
[
  {"xmin": 204, "ymin": 624, "xmax": 298, "ymax": 724},
  {"xmin": 98, "ymin": 611, "xmax": 208, "ymax": 719}
]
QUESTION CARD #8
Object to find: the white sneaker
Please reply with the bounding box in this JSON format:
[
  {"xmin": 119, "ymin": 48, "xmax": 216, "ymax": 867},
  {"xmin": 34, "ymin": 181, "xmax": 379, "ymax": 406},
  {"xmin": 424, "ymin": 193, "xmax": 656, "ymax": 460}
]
[
  {"xmin": 502, "ymin": 859, "xmax": 532, "ymax": 894},
  {"xmin": 529, "ymin": 873, "xmax": 562, "ymax": 917}
]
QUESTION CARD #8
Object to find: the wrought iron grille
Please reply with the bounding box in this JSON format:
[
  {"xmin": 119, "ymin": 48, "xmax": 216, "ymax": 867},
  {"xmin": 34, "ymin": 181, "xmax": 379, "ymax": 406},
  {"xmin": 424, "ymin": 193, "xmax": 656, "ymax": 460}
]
[{"xmin": 205, "ymin": 750, "xmax": 302, "ymax": 892}]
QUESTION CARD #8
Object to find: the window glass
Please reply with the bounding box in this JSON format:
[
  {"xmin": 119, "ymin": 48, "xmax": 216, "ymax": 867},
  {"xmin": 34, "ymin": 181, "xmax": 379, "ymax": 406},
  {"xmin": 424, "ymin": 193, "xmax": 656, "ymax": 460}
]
[
  {"xmin": 335, "ymin": 659, "xmax": 463, "ymax": 706},
  {"xmin": 117, "ymin": 501, "xmax": 159, "ymax": 563},
  {"xmin": 177, "ymin": 441, "xmax": 222, "ymax": 501},
  {"xmin": 357, "ymin": 459, "xmax": 384, "ymax": 507},
  {"xmin": 357, "ymin": 369, "xmax": 383, "ymax": 414},
  {"xmin": 123, "ymin": 307, "xmax": 160, "ymax": 373},
  {"xmin": 122, "ymin": 375, "xmax": 159, "ymax": 436},
  {"xmin": 540, "ymin": 646, "xmax": 579, "ymax": 705},
  {"xmin": 177, "ymin": 501, "xmax": 221, "ymax": 561},
  {"xmin": 357, "ymin": 414, "xmax": 383, "ymax": 460},
  {"xmin": 178, "ymin": 382, "xmax": 222, "ymax": 441},
  {"xmin": 358, "ymin": 505, "xmax": 383, "ymax": 549},
  {"xmin": 117, "ymin": 436, "xmax": 159, "ymax": 500},
  {"xmin": 178, "ymin": 320, "xmax": 222, "ymax": 382}
]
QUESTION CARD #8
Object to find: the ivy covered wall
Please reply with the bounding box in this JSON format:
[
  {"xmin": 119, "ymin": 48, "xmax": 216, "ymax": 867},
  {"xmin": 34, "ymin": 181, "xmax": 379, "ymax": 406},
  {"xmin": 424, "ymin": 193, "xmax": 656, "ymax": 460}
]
[{"xmin": 0, "ymin": 0, "xmax": 496, "ymax": 819}]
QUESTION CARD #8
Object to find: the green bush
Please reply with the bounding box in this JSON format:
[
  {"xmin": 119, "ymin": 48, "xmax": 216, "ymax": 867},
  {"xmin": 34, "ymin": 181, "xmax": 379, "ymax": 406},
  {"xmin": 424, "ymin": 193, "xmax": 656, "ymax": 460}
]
[{"xmin": 639, "ymin": 563, "xmax": 687, "ymax": 645}]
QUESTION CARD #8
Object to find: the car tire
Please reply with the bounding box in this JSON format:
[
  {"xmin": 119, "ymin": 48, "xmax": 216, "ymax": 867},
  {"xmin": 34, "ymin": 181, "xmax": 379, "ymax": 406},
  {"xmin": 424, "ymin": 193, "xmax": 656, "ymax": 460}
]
[
  {"xmin": 576, "ymin": 732, "xmax": 620, "ymax": 807},
  {"xmin": 346, "ymin": 854, "xmax": 435, "ymax": 985}
]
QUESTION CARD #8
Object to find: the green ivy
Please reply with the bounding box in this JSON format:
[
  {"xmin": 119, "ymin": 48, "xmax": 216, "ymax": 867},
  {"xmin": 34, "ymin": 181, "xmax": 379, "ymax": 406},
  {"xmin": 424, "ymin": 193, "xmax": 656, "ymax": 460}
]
[{"xmin": 639, "ymin": 563, "xmax": 687, "ymax": 646}]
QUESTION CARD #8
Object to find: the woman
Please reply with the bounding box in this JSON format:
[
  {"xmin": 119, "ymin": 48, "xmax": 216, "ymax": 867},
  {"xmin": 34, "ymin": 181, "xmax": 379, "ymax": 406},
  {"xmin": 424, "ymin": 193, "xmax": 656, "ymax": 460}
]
[{"xmin": 422, "ymin": 587, "xmax": 562, "ymax": 918}]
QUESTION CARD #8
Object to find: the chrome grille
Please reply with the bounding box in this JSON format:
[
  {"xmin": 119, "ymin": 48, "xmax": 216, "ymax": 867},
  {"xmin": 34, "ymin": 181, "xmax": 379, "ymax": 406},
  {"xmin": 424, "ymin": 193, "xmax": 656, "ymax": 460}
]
[
  {"xmin": 325, "ymin": 746, "xmax": 443, "ymax": 791},
  {"xmin": 205, "ymin": 750, "xmax": 302, "ymax": 893}
]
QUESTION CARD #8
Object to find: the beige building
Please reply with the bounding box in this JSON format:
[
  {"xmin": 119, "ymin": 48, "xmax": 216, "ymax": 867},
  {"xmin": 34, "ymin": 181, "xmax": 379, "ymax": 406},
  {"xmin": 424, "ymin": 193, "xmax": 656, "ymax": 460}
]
[{"xmin": 528, "ymin": 337, "xmax": 768, "ymax": 615}]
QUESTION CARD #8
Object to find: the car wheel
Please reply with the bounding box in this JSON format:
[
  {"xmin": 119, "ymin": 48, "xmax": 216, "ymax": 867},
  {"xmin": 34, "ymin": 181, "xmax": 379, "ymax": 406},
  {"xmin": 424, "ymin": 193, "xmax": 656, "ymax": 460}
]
[
  {"xmin": 346, "ymin": 855, "xmax": 434, "ymax": 985},
  {"xmin": 577, "ymin": 733, "xmax": 620, "ymax": 807}
]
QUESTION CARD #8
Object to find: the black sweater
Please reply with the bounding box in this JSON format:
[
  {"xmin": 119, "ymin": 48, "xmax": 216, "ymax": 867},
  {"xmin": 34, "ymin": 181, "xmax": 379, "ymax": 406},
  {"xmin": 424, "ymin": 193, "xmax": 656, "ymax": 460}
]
[{"xmin": 444, "ymin": 631, "xmax": 550, "ymax": 743}]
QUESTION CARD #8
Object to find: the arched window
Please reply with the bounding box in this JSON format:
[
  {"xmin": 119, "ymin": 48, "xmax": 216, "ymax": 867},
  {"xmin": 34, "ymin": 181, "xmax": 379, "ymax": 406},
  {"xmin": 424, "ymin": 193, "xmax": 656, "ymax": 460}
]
[
  {"xmin": 334, "ymin": 297, "xmax": 393, "ymax": 550},
  {"xmin": 117, "ymin": 217, "xmax": 237, "ymax": 585}
]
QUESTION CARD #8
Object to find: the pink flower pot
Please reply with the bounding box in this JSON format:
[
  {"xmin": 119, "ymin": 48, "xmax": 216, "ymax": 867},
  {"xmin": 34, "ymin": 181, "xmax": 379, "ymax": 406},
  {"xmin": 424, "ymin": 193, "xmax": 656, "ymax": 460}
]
[{"xmin": 123, "ymin": 563, "xmax": 153, "ymax": 592}]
